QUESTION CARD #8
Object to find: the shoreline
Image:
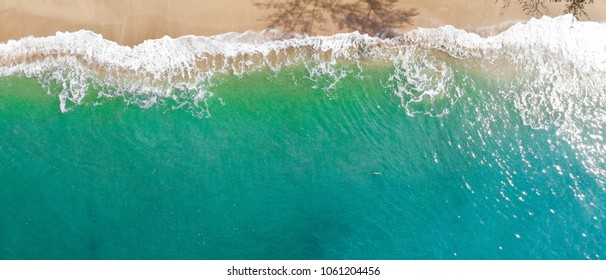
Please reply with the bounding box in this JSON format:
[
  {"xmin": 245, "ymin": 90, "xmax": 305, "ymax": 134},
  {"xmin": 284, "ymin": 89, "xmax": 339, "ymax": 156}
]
[
  {"xmin": 2, "ymin": 14, "xmax": 602, "ymax": 95},
  {"xmin": 2, "ymin": 0, "xmax": 606, "ymax": 46}
]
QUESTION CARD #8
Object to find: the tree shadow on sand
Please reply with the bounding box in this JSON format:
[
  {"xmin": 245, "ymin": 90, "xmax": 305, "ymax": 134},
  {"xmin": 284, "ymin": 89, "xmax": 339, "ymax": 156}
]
[
  {"xmin": 498, "ymin": 0, "xmax": 594, "ymax": 19},
  {"xmin": 253, "ymin": 0, "xmax": 418, "ymax": 38}
]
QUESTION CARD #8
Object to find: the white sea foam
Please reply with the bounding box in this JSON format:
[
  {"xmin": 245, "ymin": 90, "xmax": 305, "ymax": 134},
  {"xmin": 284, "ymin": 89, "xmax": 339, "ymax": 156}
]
[
  {"xmin": 1, "ymin": 15, "xmax": 606, "ymax": 180},
  {"xmin": 0, "ymin": 28, "xmax": 389, "ymax": 113},
  {"xmin": 1, "ymin": 15, "xmax": 604, "ymax": 102},
  {"xmin": 2, "ymin": 15, "xmax": 603, "ymax": 113},
  {"xmin": 404, "ymin": 15, "xmax": 606, "ymax": 72}
]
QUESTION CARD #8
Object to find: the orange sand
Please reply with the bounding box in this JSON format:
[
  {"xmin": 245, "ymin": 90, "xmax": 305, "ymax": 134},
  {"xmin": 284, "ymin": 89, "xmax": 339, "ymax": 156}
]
[{"xmin": 1, "ymin": 0, "xmax": 605, "ymax": 46}]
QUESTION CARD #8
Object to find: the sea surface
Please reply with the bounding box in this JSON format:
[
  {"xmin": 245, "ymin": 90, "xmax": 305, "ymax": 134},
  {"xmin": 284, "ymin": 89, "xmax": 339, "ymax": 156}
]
[{"xmin": 0, "ymin": 15, "xmax": 605, "ymax": 259}]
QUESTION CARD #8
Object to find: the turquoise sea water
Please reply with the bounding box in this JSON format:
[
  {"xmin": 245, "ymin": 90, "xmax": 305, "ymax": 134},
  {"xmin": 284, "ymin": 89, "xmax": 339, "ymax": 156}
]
[{"xmin": 1, "ymin": 18, "xmax": 606, "ymax": 259}]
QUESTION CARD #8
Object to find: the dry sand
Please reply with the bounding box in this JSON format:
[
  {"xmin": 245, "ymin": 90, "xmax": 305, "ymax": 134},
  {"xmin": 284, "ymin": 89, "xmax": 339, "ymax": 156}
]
[{"xmin": 1, "ymin": 0, "xmax": 605, "ymax": 46}]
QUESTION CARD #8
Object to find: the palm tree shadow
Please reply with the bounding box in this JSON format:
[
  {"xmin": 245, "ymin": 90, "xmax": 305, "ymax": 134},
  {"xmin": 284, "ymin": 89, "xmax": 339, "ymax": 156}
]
[{"xmin": 253, "ymin": 0, "xmax": 418, "ymax": 38}]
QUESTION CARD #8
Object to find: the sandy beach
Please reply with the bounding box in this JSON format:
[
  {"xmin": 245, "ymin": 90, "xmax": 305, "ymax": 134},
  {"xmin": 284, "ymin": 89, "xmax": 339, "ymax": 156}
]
[{"xmin": 1, "ymin": 0, "xmax": 605, "ymax": 45}]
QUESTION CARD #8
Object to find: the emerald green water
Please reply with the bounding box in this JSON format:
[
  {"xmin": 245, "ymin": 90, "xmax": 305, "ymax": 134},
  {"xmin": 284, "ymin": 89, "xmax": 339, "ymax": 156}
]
[{"xmin": 0, "ymin": 65, "xmax": 604, "ymax": 259}]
